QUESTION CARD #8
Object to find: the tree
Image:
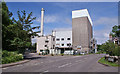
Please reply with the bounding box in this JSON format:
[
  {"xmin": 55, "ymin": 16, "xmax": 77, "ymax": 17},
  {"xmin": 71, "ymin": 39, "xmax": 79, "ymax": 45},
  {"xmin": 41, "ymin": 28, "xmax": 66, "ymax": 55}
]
[
  {"xmin": 13, "ymin": 10, "xmax": 40, "ymax": 38},
  {"xmin": 11, "ymin": 10, "xmax": 40, "ymax": 51},
  {"xmin": 100, "ymin": 41, "xmax": 120, "ymax": 56},
  {"xmin": 111, "ymin": 25, "xmax": 120, "ymax": 37},
  {"xmin": 2, "ymin": 2, "xmax": 14, "ymax": 50},
  {"xmin": 2, "ymin": 2, "xmax": 40, "ymax": 52}
]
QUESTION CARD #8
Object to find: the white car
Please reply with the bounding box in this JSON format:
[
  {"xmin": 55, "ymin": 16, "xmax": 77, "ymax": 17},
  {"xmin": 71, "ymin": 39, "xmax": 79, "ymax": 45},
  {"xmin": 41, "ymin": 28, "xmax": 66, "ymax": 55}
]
[{"xmin": 81, "ymin": 52, "xmax": 85, "ymax": 55}]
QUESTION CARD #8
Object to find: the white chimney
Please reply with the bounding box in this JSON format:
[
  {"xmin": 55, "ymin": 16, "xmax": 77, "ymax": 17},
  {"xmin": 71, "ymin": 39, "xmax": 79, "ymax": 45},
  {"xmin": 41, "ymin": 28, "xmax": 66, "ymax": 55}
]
[{"xmin": 40, "ymin": 8, "xmax": 44, "ymax": 36}]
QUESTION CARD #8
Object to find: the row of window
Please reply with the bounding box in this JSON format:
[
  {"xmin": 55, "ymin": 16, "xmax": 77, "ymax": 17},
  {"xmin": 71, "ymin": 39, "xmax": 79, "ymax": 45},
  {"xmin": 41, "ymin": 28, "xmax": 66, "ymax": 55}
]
[
  {"xmin": 44, "ymin": 45, "xmax": 55, "ymax": 49},
  {"xmin": 57, "ymin": 43, "xmax": 71, "ymax": 46},
  {"xmin": 56, "ymin": 38, "xmax": 71, "ymax": 41},
  {"xmin": 44, "ymin": 43, "xmax": 71, "ymax": 48}
]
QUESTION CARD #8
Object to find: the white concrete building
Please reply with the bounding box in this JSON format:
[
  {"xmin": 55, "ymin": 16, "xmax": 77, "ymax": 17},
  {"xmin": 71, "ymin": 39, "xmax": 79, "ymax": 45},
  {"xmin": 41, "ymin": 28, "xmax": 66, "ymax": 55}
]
[
  {"xmin": 52, "ymin": 29, "xmax": 73, "ymax": 54},
  {"xmin": 36, "ymin": 35, "xmax": 55, "ymax": 54}
]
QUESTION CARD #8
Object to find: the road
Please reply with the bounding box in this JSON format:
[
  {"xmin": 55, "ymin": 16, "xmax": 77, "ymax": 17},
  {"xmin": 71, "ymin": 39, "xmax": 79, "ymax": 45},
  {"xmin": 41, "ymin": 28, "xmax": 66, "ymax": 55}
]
[{"xmin": 2, "ymin": 54, "xmax": 118, "ymax": 72}]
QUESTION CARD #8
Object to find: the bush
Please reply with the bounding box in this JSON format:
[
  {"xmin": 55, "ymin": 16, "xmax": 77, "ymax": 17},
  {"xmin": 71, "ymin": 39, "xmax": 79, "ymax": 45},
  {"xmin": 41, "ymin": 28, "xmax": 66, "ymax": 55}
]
[
  {"xmin": 61, "ymin": 53, "xmax": 64, "ymax": 56},
  {"xmin": 39, "ymin": 52, "xmax": 41, "ymax": 55},
  {"xmin": 100, "ymin": 42, "xmax": 120, "ymax": 56},
  {"xmin": 51, "ymin": 54, "xmax": 54, "ymax": 56},
  {"xmin": 2, "ymin": 50, "xmax": 23, "ymax": 64}
]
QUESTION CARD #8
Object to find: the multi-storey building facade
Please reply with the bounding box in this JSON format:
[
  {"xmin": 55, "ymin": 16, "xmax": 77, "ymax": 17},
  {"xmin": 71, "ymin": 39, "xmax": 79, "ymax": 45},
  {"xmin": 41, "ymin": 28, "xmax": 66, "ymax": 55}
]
[
  {"xmin": 72, "ymin": 9, "xmax": 93, "ymax": 53},
  {"xmin": 36, "ymin": 35, "xmax": 55, "ymax": 54},
  {"xmin": 52, "ymin": 29, "xmax": 73, "ymax": 54}
]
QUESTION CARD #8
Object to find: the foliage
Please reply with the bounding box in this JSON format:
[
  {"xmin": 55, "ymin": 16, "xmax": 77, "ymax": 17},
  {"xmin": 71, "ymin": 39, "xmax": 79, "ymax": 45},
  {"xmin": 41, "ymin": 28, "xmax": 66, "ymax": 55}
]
[
  {"xmin": 99, "ymin": 25, "xmax": 120, "ymax": 56},
  {"xmin": 61, "ymin": 53, "xmax": 64, "ymax": 56},
  {"xmin": 100, "ymin": 41, "xmax": 120, "ymax": 56},
  {"xmin": 2, "ymin": 50, "xmax": 23, "ymax": 64},
  {"xmin": 2, "ymin": 2, "xmax": 39, "ymax": 52},
  {"xmin": 98, "ymin": 57, "xmax": 119, "ymax": 67},
  {"xmin": 51, "ymin": 54, "xmax": 54, "ymax": 56},
  {"xmin": 111, "ymin": 25, "xmax": 120, "ymax": 37},
  {"xmin": 2, "ymin": 2, "xmax": 14, "ymax": 50}
]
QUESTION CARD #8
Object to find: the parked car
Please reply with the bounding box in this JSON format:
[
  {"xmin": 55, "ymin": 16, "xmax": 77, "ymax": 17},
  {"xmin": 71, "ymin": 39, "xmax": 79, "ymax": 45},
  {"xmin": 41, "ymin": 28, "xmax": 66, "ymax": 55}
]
[{"xmin": 81, "ymin": 52, "xmax": 85, "ymax": 55}]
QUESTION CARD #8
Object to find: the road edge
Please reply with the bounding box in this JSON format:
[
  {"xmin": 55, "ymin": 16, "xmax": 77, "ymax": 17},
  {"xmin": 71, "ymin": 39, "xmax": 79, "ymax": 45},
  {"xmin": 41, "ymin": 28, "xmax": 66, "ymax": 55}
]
[
  {"xmin": 0, "ymin": 60, "xmax": 30, "ymax": 68},
  {"xmin": 98, "ymin": 57, "xmax": 110, "ymax": 67}
]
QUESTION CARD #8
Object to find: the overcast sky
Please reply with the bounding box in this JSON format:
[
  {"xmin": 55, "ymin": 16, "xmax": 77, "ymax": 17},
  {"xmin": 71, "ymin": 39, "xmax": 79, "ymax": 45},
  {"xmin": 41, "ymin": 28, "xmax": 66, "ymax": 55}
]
[{"xmin": 6, "ymin": 2, "xmax": 118, "ymax": 44}]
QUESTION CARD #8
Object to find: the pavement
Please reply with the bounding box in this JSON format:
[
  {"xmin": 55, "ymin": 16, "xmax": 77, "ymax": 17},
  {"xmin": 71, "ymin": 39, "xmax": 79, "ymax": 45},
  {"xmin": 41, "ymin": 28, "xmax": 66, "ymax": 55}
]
[{"xmin": 2, "ymin": 54, "xmax": 118, "ymax": 72}]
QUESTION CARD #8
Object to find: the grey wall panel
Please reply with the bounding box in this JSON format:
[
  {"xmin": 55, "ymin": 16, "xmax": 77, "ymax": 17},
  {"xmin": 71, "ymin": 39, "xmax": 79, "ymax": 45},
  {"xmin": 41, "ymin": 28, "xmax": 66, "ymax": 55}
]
[{"xmin": 72, "ymin": 17, "xmax": 93, "ymax": 52}]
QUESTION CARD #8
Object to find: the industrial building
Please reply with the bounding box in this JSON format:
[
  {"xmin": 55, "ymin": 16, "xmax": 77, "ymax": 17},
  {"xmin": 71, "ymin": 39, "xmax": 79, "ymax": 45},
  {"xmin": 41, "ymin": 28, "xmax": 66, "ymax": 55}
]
[
  {"xmin": 52, "ymin": 29, "xmax": 73, "ymax": 54},
  {"xmin": 72, "ymin": 9, "xmax": 93, "ymax": 53},
  {"xmin": 36, "ymin": 35, "xmax": 55, "ymax": 54},
  {"xmin": 36, "ymin": 8, "xmax": 97, "ymax": 55}
]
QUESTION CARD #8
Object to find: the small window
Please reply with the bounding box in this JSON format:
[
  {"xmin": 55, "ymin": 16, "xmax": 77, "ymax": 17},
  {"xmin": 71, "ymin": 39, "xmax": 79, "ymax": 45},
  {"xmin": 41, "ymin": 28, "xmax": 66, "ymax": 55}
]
[
  {"xmin": 40, "ymin": 50, "xmax": 43, "ymax": 52},
  {"xmin": 56, "ymin": 38, "xmax": 60, "ymax": 41},
  {"xmin": 67, "ymin": 43, "xmax": 71, "ymax": 46},
  {"xmin": 45, "ymin": 45, "xmax": 47, "ymax": 47},
  {"xmin": 61, "ymin": 44, "xmax": 64, "ymax": 46},
  {"xmin": 45, "ymin": 40, "xmax": 49, "ymax": 43},
  {"xmin": 61, "ymin": 38, "xmax": 64, "ymax": 41},
  {"xmin": 67, "ymin": 38, "xmax": 70, "ymax": 40},
  {"xmin": 53, "ymin": 38, "xmax": 55, "ymax": 41},
  {"xmin": 53, "ymin": 45, "xmax": 55, "ymax": 49}
]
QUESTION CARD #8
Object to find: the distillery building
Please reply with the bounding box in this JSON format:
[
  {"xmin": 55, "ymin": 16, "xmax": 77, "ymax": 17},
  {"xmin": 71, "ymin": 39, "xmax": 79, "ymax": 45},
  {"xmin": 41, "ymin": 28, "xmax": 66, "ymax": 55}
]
[{"xmin": 72, "ymin": 9, "xmax": 93, "ymax": 53}]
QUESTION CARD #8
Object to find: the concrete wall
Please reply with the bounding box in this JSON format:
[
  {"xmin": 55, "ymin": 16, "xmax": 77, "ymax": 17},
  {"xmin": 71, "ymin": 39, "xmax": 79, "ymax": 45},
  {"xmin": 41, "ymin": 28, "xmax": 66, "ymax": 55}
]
[
  {"xmin": 53, "ymin": 30, "xmax": 72, "ymax": 48},
  {"xmin": 72, "ymin": 17, "xmax": 93, "ymax": 53},
  {"xmin": 72, "ymin": 9, "xmax": 93, "ymax": 53},
  {"xmin": 36, "ymin": 35, "xmax": 55, "ymax": 53}
]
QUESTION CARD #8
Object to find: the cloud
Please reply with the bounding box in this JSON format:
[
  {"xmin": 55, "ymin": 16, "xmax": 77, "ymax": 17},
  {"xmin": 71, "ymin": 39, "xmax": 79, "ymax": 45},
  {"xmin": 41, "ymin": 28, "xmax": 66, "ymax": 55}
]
[
  {"xmin": 36, "ymin": 17, "xmax": 41, "ymax": 22},
  {"xmin": 36, "ymin": 15, "xmax": 58, "ymax": 23},
  {"xmin": 44, "ymin": 15, "xmax": 58, "ymax": 23},
  {"xmin": 103, "ymin": 33, "xmax": 109, "ymax": 38},
  {"xmin": 31, "ymin": 37, "xmax": 37, "ymax": 44},
  {"xmin": 94, "ymin": 29, "xmax": 111, "ymax": 44},
  {"xmin": 94, "ymin": 17, "xmax": 117, "ymax": 26},
  {"xmin": 93, "ymin": 17, "xmax": 117, "ymax": 44},
  {"xmin": 65, "ymin": 18, "xmax": 72, "ymax": 25},
  {"xmin": 36, "ymin": 14, "xmax": 71, "ymax": 25}
]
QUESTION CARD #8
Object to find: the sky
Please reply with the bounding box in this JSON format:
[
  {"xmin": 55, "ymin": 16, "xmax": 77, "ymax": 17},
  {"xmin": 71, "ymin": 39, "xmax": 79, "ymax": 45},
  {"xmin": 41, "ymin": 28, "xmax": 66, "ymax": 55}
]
[{"xmin": 6, "ymin": 2, "xmax": 118, "ymax": 44}]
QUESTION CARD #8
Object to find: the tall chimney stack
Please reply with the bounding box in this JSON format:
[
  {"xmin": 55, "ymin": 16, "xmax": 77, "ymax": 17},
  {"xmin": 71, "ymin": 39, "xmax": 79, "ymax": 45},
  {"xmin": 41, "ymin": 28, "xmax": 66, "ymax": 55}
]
[{"xmin": 40, "ymin": 8, "xmax": 44, "ymax": 36}]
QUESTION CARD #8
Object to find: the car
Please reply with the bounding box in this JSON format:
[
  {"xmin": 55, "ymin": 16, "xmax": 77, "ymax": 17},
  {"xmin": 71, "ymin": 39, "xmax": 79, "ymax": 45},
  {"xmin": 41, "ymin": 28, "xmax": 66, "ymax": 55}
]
[{"xmin": 81, "ymin": 52, "xmax": 85, "ymax": 55}]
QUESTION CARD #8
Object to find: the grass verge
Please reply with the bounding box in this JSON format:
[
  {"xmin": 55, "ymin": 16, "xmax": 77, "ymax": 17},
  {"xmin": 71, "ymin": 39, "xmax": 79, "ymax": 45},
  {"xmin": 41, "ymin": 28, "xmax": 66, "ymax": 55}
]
[{"xmin": 98, "ymin": 57, "xmax": 119, "ymax": 67}]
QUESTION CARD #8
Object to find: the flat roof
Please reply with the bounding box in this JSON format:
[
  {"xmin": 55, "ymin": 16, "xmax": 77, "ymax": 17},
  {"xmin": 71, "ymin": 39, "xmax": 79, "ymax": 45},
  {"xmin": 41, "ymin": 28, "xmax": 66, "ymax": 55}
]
[{"xmin": 72, "ymin": 9, "xmax": 93, "ymax": 26}]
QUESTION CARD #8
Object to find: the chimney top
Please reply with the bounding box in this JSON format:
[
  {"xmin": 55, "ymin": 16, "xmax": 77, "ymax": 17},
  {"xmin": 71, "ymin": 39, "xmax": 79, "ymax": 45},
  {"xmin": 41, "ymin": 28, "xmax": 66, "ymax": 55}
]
[{"xmin": 41, "ymin": 8, "xmax": 44, "ymax": 11}]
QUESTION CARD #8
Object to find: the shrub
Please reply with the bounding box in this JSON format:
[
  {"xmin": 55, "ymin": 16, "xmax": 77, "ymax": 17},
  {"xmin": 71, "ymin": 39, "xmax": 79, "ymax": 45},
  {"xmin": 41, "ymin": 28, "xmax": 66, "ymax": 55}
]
[
  {"xmin": 61, "ymin": 53, "xmax": 64, "ymax": 56},
  {"xmin": 51, "ymin": 54, "xmax": 54, "ymax": 56},
  {"xmin": 2, "ymin": 50, "xmax": 23, "ymax": 64},
  {"xmin": 39, "ymin": 52, "xmax": 41, "ymax": 55}
]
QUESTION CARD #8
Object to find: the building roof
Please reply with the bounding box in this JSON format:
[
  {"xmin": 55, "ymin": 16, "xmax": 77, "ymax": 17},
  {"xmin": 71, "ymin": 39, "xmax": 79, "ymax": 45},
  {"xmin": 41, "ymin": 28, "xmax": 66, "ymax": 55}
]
[
  {"xmin": 72, "ymin": 9, "xmax": 93, "ymax": 26},
  {"xmin": 53, "ymin": 28, "xmax": 72, "ymax": 32}
]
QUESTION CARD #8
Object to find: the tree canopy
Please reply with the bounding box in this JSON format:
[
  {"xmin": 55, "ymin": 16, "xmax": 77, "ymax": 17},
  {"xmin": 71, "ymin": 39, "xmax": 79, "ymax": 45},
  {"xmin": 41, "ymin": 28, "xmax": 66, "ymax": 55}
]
[{"xmin": 2, "ymin": 2, "xmax": 39, "ymax": 53}]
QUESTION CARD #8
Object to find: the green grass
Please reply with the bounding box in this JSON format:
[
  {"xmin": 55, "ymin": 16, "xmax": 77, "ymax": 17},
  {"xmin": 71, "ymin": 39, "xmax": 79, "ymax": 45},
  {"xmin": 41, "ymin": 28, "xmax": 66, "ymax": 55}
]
[{"xmin": 98, "ymin": 57, "xmax": 119, "ymax": 67}]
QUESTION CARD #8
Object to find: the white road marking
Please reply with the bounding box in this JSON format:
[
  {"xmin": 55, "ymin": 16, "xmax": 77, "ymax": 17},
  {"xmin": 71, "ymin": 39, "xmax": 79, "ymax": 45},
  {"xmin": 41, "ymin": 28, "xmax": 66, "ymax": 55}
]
[
  {"xmin": 58, "ymin": 63, "xmax": 71, "ymax": 68},
  {"xmin": 34, "ymin": 63, "xmax": 38, "ymax": 65},
  {"xmin": 44, "ymin": 70, "xmax": 49, "ymax": 72},
  {"xmin": 2, "ymin": 68, "xmax": 7, "ymax": 69},
  {"xmin": 16, "ymin": 65, "xmax": 22, "ymax": 66},
  {"xmin": 68, "ymin": 60, "xmax": 84, "ymax": 67},
  {"xmin": 75, "ymin": 60, "xmax": 82, "ymax": 62},
  {"xmin": 84, "ymin": 57, "xmax": 87, "ymax": 59}
]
